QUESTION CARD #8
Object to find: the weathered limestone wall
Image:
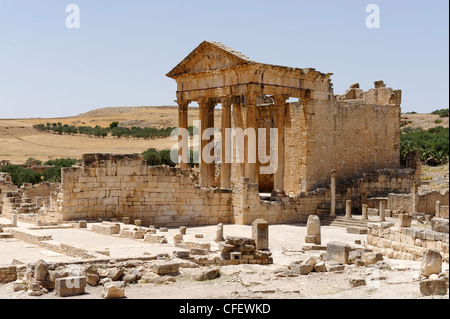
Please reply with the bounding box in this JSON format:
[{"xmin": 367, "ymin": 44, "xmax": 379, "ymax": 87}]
[
  {"xmin": 301, "ymin": 100, "xmax": 401, "ymax": 193},
  {"xmin": 231, "ymin": 177, "xmax": 322, "ymax": 225},
  {"xmin": 0, "ymin": 265, "xmax": 17, "ymax": 283},
  {"xmin": 335, "ymin": 168, "xmax": 416, "ymax": 213},
  {"xmin": 57, "ymin": 154, "xmax": 233, "ymax": 226},
  {"xmin": 0, "ymin": 172, "xmax": 16, "ymax": 215},
  {"xmin": 283, "ymin": 85, "xmax": 401, "ymax": 194},
  {"xmin": 367, "ymin": 222, "xmax": 449, "ymax": 262},
  {"xmin": 387, "ymin": 190, "xmax": 449, "ymax": 215}
]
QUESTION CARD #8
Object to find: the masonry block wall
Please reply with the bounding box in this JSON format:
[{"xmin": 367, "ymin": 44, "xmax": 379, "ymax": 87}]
[
  {"xmin": 58, "ymin": 154, "xmax": 233, "ymax": 226},
  {"xmin": 0, "ymin": 172, "xmax": 16, "ymax": 215},
  {"xmin": 388, "ymin": 190, "xmax": 450, "ymax": 215}
]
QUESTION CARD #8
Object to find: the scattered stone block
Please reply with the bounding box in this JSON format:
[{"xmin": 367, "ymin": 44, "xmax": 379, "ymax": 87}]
[
  {"xmin": 107, "ymin": 268, "xmax": 124, "ymax": 281},
  {"xmin": 173, "ymin": 233, "xmax": 183, "ymax": 243},
  {"xmin": 252, "ymin": 219, "xmax": 269, "ymax": 250},
  {"xmin": 123, "ymin": 273, "xmax": 138, "ymax": 284},
  {"xmin": 103, "ymin": 281, "xmax": 125, "ymax": 299},
  {"xmin": 134, "ymin": 220, "xmax": 142, "ymax": 227},
  {"xmin": 419, "ymin": 279, "xmax": 447, "ymax": 296},
  {"xmin": 190, "ymin": 248, "xmax": 208, "ymax": 255},
  {"xmin": 431, "ymin": 218, "xmax": 449, "ymax": 234},
  {"xmin": 362, "ymin": 252, "xmax": 383, "ymax": 266},
  {"xmin": 152, "ymin": 261, "xmax": 180, "ymax": 275},
  {"xmin": 13, "ymin": 280, "xmax": 27, "ymax": 292},
  {"xmin": 397, "ymin": 213, "xmax": 412, "ymax": 228},
  {"xmin": 34, "ymin": 260, "xmax": 48, "ymax": 281},
  {"xmin": 325, "ymin": 261, "xmax": 345, "ymax": 272},
  {"xmin": 180, "ymin": 226, "xmax": 187, "ymax": 235},
  {"xmin": 304, "ymin": 235, "xmax": 316, "ymax": 243},
  {"xmin": 87, "ymin": 274, "xmax": 100, "ymax": 286},
  {"xmin": 349, "ymin": 278, "xmax": 366, "ymax": 287},
  {"xmin": 302, "ymin": 244, "xmax": 327, "ymax": 251},
  {"xmin": 314, "ymin": 262, "xmax": 327, "ymax": 272},
  {"xmin": 55, "ymin": 276, "xmax": 87, "ymax": 297},
  {"xmin": 192, "ymin": 268, "xmax": 220, "ymax": 281},
  {"xmin": 144, "ymin": 234, "xmax": 167, "ymax": 244},
  {"xmin": 195, "ymin": 234, "xmax": 204, "ymax": 238},
  {"xmin": 327, "ymin": 242, "xmax": 352, "ymax": 264},
  {"xmin": 173, "ymin": 250, "xmax": 190, "ymax": 259},
  {"xmin": 348, "ymin": 250, "xmax": 363, "ymax": 264},
  {"xmin": 421, "ymin": 249, "xmax": 442, "ymax": 277},
  {"xmin": 159, "ymin": 227, "xmax": 168, "ymax": 232},
  {"xmin": 76, "ymin": 220, "xmax": 87, "ymax": 228},
  {"xmin": 306, "ymin": 215, "xmax": 321, "ymax": 245},
  {"xmin": 346, "ymin": 227, "xmax": 367, "ymax": 234},
  {"xmin": 290, "ymin": 261, "xmax": 314, "ymax": 276}
]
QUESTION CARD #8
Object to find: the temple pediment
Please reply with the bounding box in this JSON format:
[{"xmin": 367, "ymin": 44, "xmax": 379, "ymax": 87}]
[{"xmin": 166, "ymin": 41, "xmax": 253, "ymax": 78}]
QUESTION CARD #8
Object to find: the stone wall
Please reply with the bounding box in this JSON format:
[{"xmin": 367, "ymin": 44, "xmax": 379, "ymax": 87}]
[
  {"xmin": 283, "ymin": 83, "xmax": 401, "ymax": 194},
  {"xmin": 48, "ymin": 153, "xmax": 418, "ymax": 226},
  {"xmin": 55, "ymin": 154, "xmax": 233, "ymax": 226},
  {"xmin": 0, "ymin": 172, "xmax": 16, "ymax": 215},
  {"xmin": 0, "ymin": 265, "xmax": 17, "ymax": 283},
  {"xmin": 387, "ymin": 189, "xmax": 449, "ymax": 216},
  {"xmin": 367, "ymin": 222, "xmax": 449, "ymax": 262}
]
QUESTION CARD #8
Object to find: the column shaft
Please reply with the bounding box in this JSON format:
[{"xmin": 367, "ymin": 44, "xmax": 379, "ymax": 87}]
[
  {"xmin": 330, "ymin": 170, "xmax": 336, "ymax": 216},
  {"xmin": 245, "ymin": 94, "xmax": 258, "ymax": 184},
  {"xmin": 177, "ymin": 100, "xmax": 189, "ymax": 170},
  {"xmin": 272, "ymin": 95, "xmax": 288, "ymax": 197},
  {"xmin": 220, "ymin": 97, "xmax": 232, "ymax": 189}
]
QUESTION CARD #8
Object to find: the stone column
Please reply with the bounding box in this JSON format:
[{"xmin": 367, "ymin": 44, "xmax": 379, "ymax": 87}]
[
  {"xmin": 272, "ymin": 95, "xmax": 288, "ymax": 197},
  {"xmin": 198, "ymin": 98, "xmax": 215, "ymax": 188},
  {"xmin": 177, "ymin": 100, "xmax": 190, "ymax": 170},
  {"xmin": 11, "ymin": 212, "xmax": 17, "ymax": 227},
  {"xmin": 361, "ymin": 204, "xmax": 368, "ymax": 220},
  {"xmin": 245, "ymin": 93, "xmax": 258, "ymax": 185},
  {"xmin": 330, "ymin": 170, "xmax": 336, "ymax": 216},
  {"xmin": 345, "ymin": 200, "xmax": 352, "ymax": 219},
  {"xmin": 435, "ymin": 201, "xmax": 441, "ymax": 218},
  {"xmin": 220, "ymin": 97, "xmax": 232, "ymax": 189},
  {"xmin": 379, "ymin": 200, "xmax": 386, "ymax": 222},
  {"xmin": 215, "ymin": 223, "xmax": 224, "ymax": 242},
  {"xmin": 411, "ymin": 183, "xmax": 417, "ymax": 216},
  {"xmin": 207, "ymin": 101, "xmax": 216, "ymax": 187}
]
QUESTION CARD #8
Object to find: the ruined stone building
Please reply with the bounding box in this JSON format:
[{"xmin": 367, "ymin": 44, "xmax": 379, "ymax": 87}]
[{"xmin": 20, "ymin": 41, "xmax": 423, "ymax": 226}]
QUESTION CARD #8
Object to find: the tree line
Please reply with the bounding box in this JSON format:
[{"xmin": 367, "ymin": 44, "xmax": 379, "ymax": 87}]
[{"xmin": 33, "ymin": 122, "xmax": 179, "ymax": 139}]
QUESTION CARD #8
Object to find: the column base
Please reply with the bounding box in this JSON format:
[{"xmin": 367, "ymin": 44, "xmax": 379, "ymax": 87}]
[{"xmin": 271, "ymin": 190, "xmax": 287, "ymax": 199}]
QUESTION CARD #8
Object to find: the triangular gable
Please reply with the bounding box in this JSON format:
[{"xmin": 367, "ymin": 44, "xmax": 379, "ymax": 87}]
[{"xmin": 166, "ymin": 41, "xmax": 253, "ymax": 78}]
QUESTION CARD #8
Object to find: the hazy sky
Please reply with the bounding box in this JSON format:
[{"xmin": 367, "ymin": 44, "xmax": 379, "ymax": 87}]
[{"xmin": 0, "ymin": 0, "xmax": 448, "ymax": 118}]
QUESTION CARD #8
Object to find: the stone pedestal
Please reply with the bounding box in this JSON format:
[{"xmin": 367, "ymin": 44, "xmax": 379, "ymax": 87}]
[
  {"xmin": 345, "ymin": 200, "xmax": 352, "ymax": 219},
  {"xmin": 361, "ymin": 204, "xmax": 368, "ymax": 220},
  {"xmin": 306, "ymin": 215, "xmax": 321, "ymax": 245},
  {"xmin": 215, "ymin": 223, "xmax": 224, "ymax": 242},
  {"xmin": 379, "ymin": 201, "xmax": 386, "ymax": 222},
  {"xmin": 252, "ymin": 219, "xmax": 269, "ymax": 250}
]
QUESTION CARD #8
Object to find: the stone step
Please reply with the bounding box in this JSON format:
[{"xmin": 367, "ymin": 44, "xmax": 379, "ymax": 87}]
[{"xmin": 0, "ymin": 233, "xmax": 14, "ymax": 239}]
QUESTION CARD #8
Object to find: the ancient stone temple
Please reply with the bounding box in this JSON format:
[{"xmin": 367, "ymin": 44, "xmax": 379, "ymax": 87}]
[
  {"xmin": 38, "ymin": 41, "xmax": 417, "ymax": 226},
  {"xmin": 166, "ymin": 41, "xmax": 403, "ymax": 196}
]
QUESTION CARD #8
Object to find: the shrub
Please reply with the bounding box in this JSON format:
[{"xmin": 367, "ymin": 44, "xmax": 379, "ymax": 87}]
[
  {"xmin": 431, "ymin": 108, "xmax": 449, "ymax": 118},
  {"xmin": 401, "ymin": 126, "xmax": 449, "ymax": 166},
  {"xmin": 0, "ymin": 165, "xmax": 42, "ymax": 186}
]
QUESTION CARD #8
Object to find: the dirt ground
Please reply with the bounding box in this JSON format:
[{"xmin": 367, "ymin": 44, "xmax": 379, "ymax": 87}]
[{"xmin": 0, "ymin": 219, "xmax": 448, "ymax": 300}]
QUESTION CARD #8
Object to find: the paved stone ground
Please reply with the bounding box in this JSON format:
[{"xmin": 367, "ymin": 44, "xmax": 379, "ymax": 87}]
[{"xmin": 1, "ymin": 216, "xmax": 448, "ymax": 299}]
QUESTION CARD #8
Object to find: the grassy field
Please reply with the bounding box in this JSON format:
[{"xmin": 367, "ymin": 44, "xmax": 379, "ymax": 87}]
[{"xmin": 0, "ymin": 106, "xmax": 447, "ymax": 165}]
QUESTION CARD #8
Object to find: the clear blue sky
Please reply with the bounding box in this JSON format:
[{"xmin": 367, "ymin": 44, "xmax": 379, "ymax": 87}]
[{"xmin": 0, "ymin": 0, "xmax": 448, "ymax": 118}]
